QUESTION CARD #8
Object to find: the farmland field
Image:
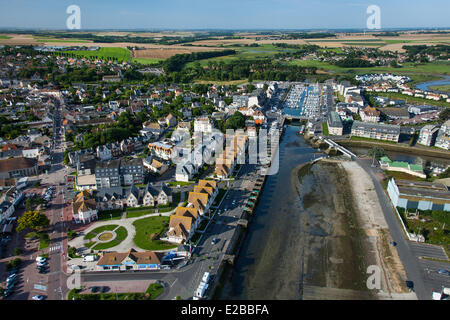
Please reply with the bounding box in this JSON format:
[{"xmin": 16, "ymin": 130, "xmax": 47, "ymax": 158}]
[{"xmin": 61, "ymin": 47, "xmax": 131, "ymax": 62}]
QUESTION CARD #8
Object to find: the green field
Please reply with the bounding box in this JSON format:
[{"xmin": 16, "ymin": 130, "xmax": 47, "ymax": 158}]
[
  {"xmin": 0, "ymin": 36, "xmax": 11, "ymax": 39},
  {"xmin": 132, "ymin": 216, "xmax": 176, "ymax": 251},
  {"xmin": 132, "ymin": 57, "xmax": 163, "ymax": 65},
  {"xmin": 288, "ymin": 60, "xmax": 450, "ymax": 76},
  {"xmin": 429, "ymin": 84, "xmax": 450, "ymax": 93},
  {"xmin": 61, "ymin": 47, "xmax": 131, "ymax": 62}
]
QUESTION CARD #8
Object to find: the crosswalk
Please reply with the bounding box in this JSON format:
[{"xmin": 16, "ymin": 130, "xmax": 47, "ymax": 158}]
[{"xmin": 49, "ymin": 244, "xmax": 61, "ymax": 253}]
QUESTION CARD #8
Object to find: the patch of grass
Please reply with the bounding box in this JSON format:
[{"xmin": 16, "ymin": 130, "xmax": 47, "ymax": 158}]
[
  {"xmin": 92, "ymin": 240, "xmax": 121, "ymax": 250},
  {"xmin": 38, "ymin": 232, "xmax": 50, "ymax": 250},
  {"xmin": 166, "ymin": 181, "xmax": 194, "ymax": 187},
  {"xmin": 322, "ymin": 122, "xmax": 329, "ymax": 136},
  {"xmin": 350, "ymin": 136, "xmax": 398, "ymax": 144},
  {"xmin": 85, "ymin": 242, "xmax": 96, "ymax": 248},
  {"xmin": 132, "ymin": 216, "xmax": 176, "ymax": 251},
  {"xmin": 84, "ymin": 225, "xmax": 119, "ymax": 240},
  {"xmin": 0, "ymin": 35, "xmax": 12, "ymax": 39},
  {"xmin": 98, "ymin": 209, "xmax": 122, "ymax": 221},
  {"xmin": 126, "ymin": 206, "xmax": 154, "ymax": 212},
  {"xmin": 115, "ymin": 226, "xmax": 128, "ymax": 241},
  {"xmin": 126, "ymin": 210, "xmax": 154, "ymax": 218}
]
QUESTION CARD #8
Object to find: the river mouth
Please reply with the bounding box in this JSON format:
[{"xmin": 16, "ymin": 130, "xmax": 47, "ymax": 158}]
[{"xmin": 217, "ymin": 126, "xmax": 378, "ymax": 300}]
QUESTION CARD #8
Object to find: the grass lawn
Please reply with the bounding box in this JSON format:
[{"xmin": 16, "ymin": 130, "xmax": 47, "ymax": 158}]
[
  {"xmin": 98, "ymin": 209, "xmax": 122, "ymax": 221},
  {"xmin": 115, "ymin": 226, "xmax": 128, "ymax": 241},
  {"xmin": 92, "ymin": 239, "xmax": 122, "ymax": 250},
  {"xmin": 0, "ymin": 35, "xmax": 12, "ymax": 39},
  {"xmin": 126, "ymin": 209, "xmax": 154, "ymax": 218},
  {"xmin": 166, "ymin": 181, "xmax": 194, "ymax": 187},
  {"xmin": 132, "ymin": 216, "xmax": 176, "ymax": 251},
  {"xmin": 68, "ymin": 283, "xmax": 163, "ymax": 300},
  {"xmin": 350, "ymin": 136, "xmax": 398, "ymax": 144},
  {"xmin": 384, "ymin": 170, "xmax": 427, "ymax": 182},
  {"xmin": 38, "ymin": 232, "xmax": 50, "ymax": 250},
  {"xmin": 322, "ymin": 122, "xmax": 329, "ymax": 136},
  {"xmin": 61, "ymin": 47, "xmax": 131, "ymax": 62},
  {"xmin": 84, "ymin": 225, "xmax": 118, "ymax": 240}
]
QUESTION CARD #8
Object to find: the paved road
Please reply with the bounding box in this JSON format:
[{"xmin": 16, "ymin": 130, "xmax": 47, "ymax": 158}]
[
  {"xmin": 79, "ymin": 162, "xmax": 260, "ymax": 300},
  {"xmin": 356, "ymin": 158, "xmax": 449, "ymax": 300}
]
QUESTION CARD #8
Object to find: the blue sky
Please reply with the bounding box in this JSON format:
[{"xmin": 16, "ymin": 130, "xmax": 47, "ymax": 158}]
[{"xmin": 0, "ymin": 0, "xmax": 449, "ymax": 30}]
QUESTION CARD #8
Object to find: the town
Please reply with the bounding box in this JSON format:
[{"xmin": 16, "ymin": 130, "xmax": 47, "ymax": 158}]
[{"xmin": 0, "ymin": 28, "xmax": 449, "ymax": 302}]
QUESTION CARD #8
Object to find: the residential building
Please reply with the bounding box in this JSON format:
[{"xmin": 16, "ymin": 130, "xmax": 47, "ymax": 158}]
[
  {"xmin": 351, "ymin": 121, "xmax": 400, "ymax": 142},
  {"xmin": 360, "ymin": 106, "xmax": 381, "ymax": 123},
  {"xmin": 142, "ymin": 183, "xmax": 172, "ymax": 207},
  {"xmin": 327, "ymin": 111, "xmax": 343, "ymax": 136},
  {"xmin": 188, "ymin": 192, "xmax": 210, "ymax": 216},
  {"xmin": 194, "ymin": 117, "xmax": 213, "ymax": 133},
  {"xmin": 0, "ymin": 157, "xmax": 38, "ymax": 179},
  {"xmin": 418, "ymin": 125, "xmax": 439, "ymax": 146},
  {"xmin": 72, "ymin": 190, "xmax": 98, "ymax": 223},
  {"xmin": 95, "ymin": 159, "xmax": 121, "ymax": 190},
  {"xmin": 143, "ymin": 157, "xmax": 169, "ymax": 175},
  {"xmin": 126, "ymin": 184, "xmax": 140, "ymax": 208},
  {"xmin": 175, "ymin": 161, "xmax": 196, "ymax": 182},
  {"xmin": 120, "ymin": 158, "xmax": 143, "ymax": 186},
  {"xmin": 147, "ymin": 142, "xmax": 173, "ymax": 161},
  {"xmin": 96, "ymin": 145, "xmax": 112, "ymax": 161}
]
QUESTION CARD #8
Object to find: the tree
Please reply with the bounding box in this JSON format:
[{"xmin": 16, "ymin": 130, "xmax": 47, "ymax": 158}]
[
  {"xmin": 439, "ymin": 108, "xmax": 450, "ymax": 122},
  {"xmin": 368, "ymin": 147, "xmax": 386, "ymax": 160},
  {"xmin": 16, "ymin": 210, "xmax": 50, "ymax": 233},
  {"xmin": 225, "ymin": 111, "xmax": 246, "ymax": 130}
]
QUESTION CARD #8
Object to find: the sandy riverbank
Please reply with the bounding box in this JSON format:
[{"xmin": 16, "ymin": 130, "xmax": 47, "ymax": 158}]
[{"xmin": 294, "ymin": 159, "xmax": 412, "ymax": 299}]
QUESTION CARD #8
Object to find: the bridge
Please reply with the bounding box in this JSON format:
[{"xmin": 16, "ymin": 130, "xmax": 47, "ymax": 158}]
[{"xmin": 322, "ymin": 138, "xmax": 358, "ymax": 159}]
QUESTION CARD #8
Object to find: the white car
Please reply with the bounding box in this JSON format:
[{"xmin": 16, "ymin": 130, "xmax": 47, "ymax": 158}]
[
  {"xmin": 32, "ymin": 295, "xmax": 45, "ymax": 300},
  {"xmin": 36, "ymin": 256, "xmax": 47, "ymax": 262}
]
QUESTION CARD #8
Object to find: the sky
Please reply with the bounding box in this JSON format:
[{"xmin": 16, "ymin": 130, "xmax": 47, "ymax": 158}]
[{"xmin": 0, "ymin": 0, "xmax": 449, "ymax": 30}]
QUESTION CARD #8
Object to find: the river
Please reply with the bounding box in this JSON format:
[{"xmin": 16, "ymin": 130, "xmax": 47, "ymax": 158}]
[
  {"xmin": 218, "ymin": 125, "xmax": 323, "ymax": 299},
  {"xmin": 415, "ymin": 75, "xmax": 450, "ymax": 93}
]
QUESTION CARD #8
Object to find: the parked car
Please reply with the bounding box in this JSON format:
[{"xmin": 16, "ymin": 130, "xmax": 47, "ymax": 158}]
[
  {"xmin": 211, "ymin": 237, "xmax": 218, "ymax": 245},
  {"xmin": 406, "ymin": 281, "xmax": 415, "ymax": 292},
  {"xmin": 438, "ymin": 269, "xmax": 450, "ymax": 276},
  {"xmin": 91, "ymin": 286, "xmax": 99, "ymax": 293},
  {"xmin": 32, "ymin": 295, "xmax": 45, "ymax": 300},
  {"xmin": 36, "ymin": 256, "xmax": 47, "ymax": 262}
]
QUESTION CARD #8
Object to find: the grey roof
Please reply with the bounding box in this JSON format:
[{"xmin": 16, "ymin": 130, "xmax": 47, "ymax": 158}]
[
  {"xmin": 328, "ymin": 111, "xmax": 343, "ymax": 128},
  {"xmin": 351, "ymin": 121, "xmax": 400, "ymax": 135},
  {"xmin": 96, "ymin": 187, "xmax": 124, "ymax": 200},
  {"xmin": 95, "ymin": 159, "xmax": 120, "ymax": 170}
]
